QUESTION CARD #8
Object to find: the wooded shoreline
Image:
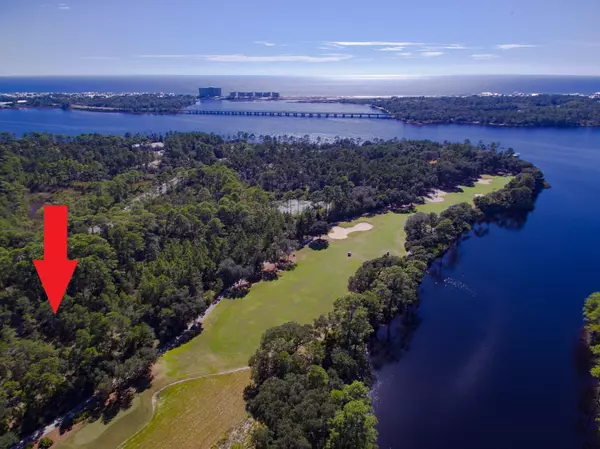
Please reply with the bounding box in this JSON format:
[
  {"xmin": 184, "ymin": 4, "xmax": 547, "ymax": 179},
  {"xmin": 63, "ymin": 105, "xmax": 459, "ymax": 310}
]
[
  {"xmin": 241, "ymin": 167, "xmax": 548, "ymax": 447},
  {"xmin": 2, "ymin": 93, "xmax": 600, "ymax": 127}
]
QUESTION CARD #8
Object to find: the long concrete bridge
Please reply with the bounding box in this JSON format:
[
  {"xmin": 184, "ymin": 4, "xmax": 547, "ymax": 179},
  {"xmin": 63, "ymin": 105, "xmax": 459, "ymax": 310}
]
[{"xmin": 183, "ymin": 109, "xmax": 395, "ymax": 119}]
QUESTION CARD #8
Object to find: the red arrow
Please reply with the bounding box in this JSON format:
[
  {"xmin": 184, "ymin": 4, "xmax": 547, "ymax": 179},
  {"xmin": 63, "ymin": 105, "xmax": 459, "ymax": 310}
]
[{"xmin": 33, "ymin": 205, "xmax": 78, "ymax": 314}]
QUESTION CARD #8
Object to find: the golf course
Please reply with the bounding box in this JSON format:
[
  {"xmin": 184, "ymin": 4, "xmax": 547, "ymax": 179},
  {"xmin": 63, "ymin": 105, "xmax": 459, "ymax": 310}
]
[{"xmin": 54, "ymin": 176, "xmax": 510, "ymax": 449}]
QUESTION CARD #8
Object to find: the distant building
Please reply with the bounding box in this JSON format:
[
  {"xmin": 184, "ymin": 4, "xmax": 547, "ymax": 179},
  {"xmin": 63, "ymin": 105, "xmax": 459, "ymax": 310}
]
[
  {"xmin": 198, "ymin": 87, "xmax": 222, "ymax": 98},
  {"xmin": 132, "ymin": 141, "xmax": 165, "ymax": 151},
  {"xmin": 227, "ymin": 91, "xmax": 280, "ymax": 100}
]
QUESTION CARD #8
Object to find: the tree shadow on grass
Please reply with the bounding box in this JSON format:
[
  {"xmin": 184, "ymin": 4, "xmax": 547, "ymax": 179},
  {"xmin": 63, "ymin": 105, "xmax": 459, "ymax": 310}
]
[
  {"xmin": 100, "ymin": 389, "xmax": 135, "ymax": 424},
  {"xmin": 262, "ymin": 270, "xmax": 279, "ymax": 282},
  {"xmin": 81, "ymin": 368, "xmax": 154, "ymax": 427},
  {"xmin": 309, "ymin": 239, "xmax": 329, "ymax": 251}
]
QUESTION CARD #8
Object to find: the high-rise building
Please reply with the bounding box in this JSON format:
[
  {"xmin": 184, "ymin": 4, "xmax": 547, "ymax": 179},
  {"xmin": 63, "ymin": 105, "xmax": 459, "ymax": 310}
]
[
  {"xmin": 198, "ymin": 87, "xmax": 222, "ymax": 98},
  {"xmin": 227, "ymin": 91, "xmax": 280, "ymax": 100}
]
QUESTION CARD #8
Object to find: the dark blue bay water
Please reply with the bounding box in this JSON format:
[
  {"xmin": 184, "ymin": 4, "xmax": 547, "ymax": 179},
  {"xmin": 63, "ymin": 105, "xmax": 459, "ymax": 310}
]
[
  {"xmin": 1, "ymin": 106, "xmax": 599, "ymax": 448},
  {"xmin": 1, "ymin": 75, "xmax": 600, "ymax": 96}
]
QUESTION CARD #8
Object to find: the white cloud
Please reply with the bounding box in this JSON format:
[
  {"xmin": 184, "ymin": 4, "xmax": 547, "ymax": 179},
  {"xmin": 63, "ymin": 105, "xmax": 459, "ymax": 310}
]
[
  {"xmin": 137, "ymin": 55, "xmax": 192, "ymax": 58},
  {"xmin": 327, "ymin": 41, "xmax": 424, "ymax": 47},
  {"xmin": 58, "ymin": 3, "xmax": 70, "ymax": 9},
  {"xmin": 378, "ymin": 46, "xmax": 405, "ymax": 52},
  {"xmin": 421, "ymin": 51, "xmax": 444, "ymax": 57},
  {"xmin": 137, "ymin": 54, "xmax": 353, "ymax": 63},
  {"xmin": 203, "ymin": 54, "xmax": 352, "ymax": 63},
  {"xmin": 395, "ymin": 52, "xmax": 413, "ymax": 57},
  {"xmin": 81, "ymin": 56, "xmax": 120, "ymax": 60},
  {"xmin": 494, "ymin": 44, "xmax": 539, "ymax": 50},
  {"xmin": 422, "ymin": 44, "xmax": 470, "ymax": 51},
  {"xmin": 471, "ymin": 53, "xmax": 499, "ymax": 60},
  {"xmin": 254, "ymin": 41, "xmax": 276, "ymax": 47},
  {"xmin": 439, "ymin": 44, "xmax": 469, "ymax": 50}
]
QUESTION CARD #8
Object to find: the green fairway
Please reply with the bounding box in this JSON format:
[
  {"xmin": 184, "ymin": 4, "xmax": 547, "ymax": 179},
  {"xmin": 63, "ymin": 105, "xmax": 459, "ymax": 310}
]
[
  {"xmin": 56, "ymin": 177, "xmax": 509, "ymax": 449},
  {"xmin": 124, "ymin": 369, "xmax": 251, "ymax": 449}
]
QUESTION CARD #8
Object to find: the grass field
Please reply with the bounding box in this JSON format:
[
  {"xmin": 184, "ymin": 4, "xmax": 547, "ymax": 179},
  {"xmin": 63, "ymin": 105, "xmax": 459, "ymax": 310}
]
[
  {"xmin": 124, "ymin": 369, "xmax": 251, "ymax": 449},
  {"xmin": 55, "ymin": 177, "xmax": 510, "ymax": 449}
]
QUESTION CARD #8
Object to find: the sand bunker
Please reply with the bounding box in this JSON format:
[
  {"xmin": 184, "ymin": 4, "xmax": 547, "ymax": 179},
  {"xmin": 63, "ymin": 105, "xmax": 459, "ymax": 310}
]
[
  {"xmin": 425, "ymin": 189, "xmax": 448, "ymax": 203},
  {"xmin": 328, "ymin": 222, "xmax": 374, "ymax": 240},
  {"xmin": 477, "ymin": 177, "xmax": 492, "ymax": 185}
]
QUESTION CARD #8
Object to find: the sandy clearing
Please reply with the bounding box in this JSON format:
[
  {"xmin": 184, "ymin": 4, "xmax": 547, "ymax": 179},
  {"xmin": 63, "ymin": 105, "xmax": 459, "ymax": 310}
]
[
  {"xmin": 474, "ymin": 193, "xmax": 484, "ymax": 197},
  {"xmin": 425, "ymin": 189, "xmax": 448, "ymax": 203},
  {"xmin": 477, "ymin": 177, "xmax": 492, "ymax": 185},
  {"xmin": 328, "ymin": 222, "xmax": 374, "ymax": 239}
]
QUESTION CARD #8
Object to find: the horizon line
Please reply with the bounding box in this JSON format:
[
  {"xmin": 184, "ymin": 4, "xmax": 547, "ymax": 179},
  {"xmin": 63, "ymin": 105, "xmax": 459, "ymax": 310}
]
[{"xmin": 1, "ymin": 73, "xmax": 600, "ymax": 78}]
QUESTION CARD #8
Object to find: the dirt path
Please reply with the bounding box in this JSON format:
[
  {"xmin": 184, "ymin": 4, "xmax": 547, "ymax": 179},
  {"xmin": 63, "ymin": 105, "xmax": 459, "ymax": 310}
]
[{"xmin": 119, "ymin": 367, "xmax": 251, "ymax": 449}]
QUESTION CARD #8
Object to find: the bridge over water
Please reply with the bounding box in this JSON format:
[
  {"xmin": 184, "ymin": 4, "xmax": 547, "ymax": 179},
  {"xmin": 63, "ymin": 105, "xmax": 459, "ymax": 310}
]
[{"xmin": 184, "ymin": 109, "xmax": 394, "ymax": 119}]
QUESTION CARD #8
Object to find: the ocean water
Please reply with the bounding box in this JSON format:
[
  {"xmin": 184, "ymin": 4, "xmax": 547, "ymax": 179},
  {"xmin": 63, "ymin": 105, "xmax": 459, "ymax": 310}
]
[
  {"xmin": 1, "ymin": 105, "xmax": 600, "ymax": 448},
  {"xmin": 1, "ymin": 75, "xmax": 600, "ymax": 96}
]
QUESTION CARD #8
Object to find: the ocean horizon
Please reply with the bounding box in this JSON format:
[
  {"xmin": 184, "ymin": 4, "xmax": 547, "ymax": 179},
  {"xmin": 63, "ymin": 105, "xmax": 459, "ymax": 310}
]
[{"xmin": 1, "ymin": 74, "xmax": 600, "ymax": 96}]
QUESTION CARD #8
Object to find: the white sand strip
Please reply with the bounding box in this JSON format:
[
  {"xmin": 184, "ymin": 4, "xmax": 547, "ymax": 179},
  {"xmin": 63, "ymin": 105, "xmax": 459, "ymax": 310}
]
[
  {"xmin": 477, "ymin": 177, "xmax": 492, "ymax": 185},
  {"xmin": 328, "ymin": 222, "xmax": 374, "ymax": 240}
]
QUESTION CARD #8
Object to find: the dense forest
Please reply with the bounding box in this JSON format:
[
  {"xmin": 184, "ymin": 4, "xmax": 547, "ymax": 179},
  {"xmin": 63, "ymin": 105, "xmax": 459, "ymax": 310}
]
[
  {"xmin": 244, "ymin": 168, "xmax": 546, "ymax": 448},
  {"xmin": 0, "ymin": 93, "xmax": 197, "ymax": 113},
  {"xmin": 339, "ymin": 95, "xmax": 600, "ymax": 127},
  {"xmin": 582, "ymin": 292, "xmax": 600, "ymax": 437},
  {"xmin": 0, "ymin": 131, "xmax": 538, "ymax": 447}
]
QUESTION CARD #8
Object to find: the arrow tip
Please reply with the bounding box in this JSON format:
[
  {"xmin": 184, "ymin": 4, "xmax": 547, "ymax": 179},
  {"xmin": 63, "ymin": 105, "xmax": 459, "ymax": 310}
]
[{"xmin": 33, "ymin": 259, "xmax": 78, "ymax": 314}]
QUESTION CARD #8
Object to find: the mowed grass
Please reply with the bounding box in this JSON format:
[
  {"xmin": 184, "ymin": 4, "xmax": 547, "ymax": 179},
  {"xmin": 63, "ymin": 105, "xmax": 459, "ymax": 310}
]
[
  {"xmin": 160, "ymin": 176, "xmax": 510, "ymax": 381},
  {"xmin": 124, "ymin": 369, "xmax": 251, "ymax": 449},
  {"xmin": 56, "ymin": 177, "xmax": 510, "ymax": 449}
]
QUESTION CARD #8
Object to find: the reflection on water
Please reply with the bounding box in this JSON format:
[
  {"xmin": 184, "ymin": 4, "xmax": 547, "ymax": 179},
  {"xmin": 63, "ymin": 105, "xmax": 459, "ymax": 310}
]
[
  {"xmin": 441, "ymin": 277, "xmax": 477, "ymax": 298},
  {"xmin": 372, "ymin": 183, "xmax": 600, "ymax": 449}
]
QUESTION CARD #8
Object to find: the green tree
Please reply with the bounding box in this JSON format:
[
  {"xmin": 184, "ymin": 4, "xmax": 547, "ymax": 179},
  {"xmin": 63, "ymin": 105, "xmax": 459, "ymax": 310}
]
[
  {"xmin": 38, "ymin": 437, "xmax": 54, "ymax": 449},
  {"xmin": 326, "ymin": 382, "xmax": 378, "ymax": 449},
  {"xmin": 309, "ymin": 221, "xmax": 330, "ymax": 239}
]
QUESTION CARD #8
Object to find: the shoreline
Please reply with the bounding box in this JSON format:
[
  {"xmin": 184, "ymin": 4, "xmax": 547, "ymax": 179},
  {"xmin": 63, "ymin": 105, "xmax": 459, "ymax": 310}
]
[
  {"xmin": 3, "ymin": 103, "xmax": 599, "ymax": 128},
  {"xmin": 240, "ymin": 168, "xmax": 546, "ymax": 447}
]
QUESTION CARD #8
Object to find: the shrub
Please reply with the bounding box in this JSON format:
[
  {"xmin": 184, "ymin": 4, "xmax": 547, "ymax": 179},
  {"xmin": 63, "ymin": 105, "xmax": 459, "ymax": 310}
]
[{"xmin": 38, "ymin": 437, "xmax": 54, "ymax": 449}]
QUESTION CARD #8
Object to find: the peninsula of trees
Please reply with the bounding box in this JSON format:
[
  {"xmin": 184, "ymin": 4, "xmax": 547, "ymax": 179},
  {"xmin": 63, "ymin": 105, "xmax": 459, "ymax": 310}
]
[
  {"xmin": 2, "ymin": 92, "xmax": 600, "ymax": 126},
  {"xmin": 0, "ymin": 131, "xmax": 542, "ymax": 448},
  {"xmin": 339, "ymin": 94, "xmax": 600, "ymax": 127},
  {"xmin": 0, "ymin": 93, "xmax": 197, "ymax": 113}
]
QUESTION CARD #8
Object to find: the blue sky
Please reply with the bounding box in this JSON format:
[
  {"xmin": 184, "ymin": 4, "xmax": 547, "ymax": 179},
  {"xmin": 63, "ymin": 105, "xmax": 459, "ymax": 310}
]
[{"xmin": 1, "ymin": 0, "xmax": 599, "ymax": 76}]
